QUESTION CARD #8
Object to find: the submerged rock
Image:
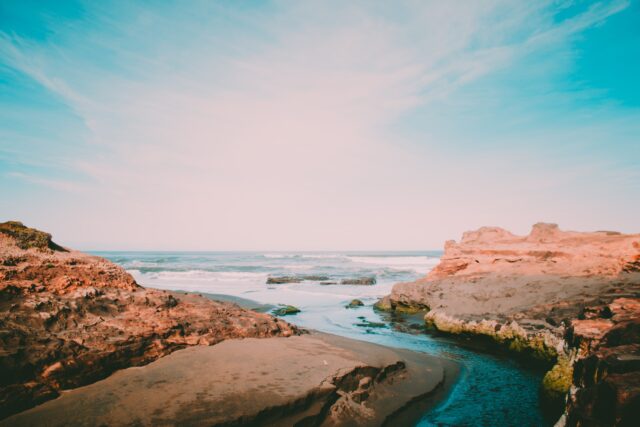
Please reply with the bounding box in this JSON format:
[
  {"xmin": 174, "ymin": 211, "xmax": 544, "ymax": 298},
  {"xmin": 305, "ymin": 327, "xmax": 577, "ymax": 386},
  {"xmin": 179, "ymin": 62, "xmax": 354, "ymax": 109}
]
[
  {"xmin": 267, "ymin": 276, "xmax": 377, "ymax": 286},
  {"xmin": 266, "ymin": 275, "xmax": 329, "ymax": 284},
  {"xmin": 345, "ymin": 299, "xmax": 364, "ymax": 309},
  {"xmin": 355, "ymin": 319, "xmax": 386, "ymax": 328},
  {"xmin": 340, "ymin": 277, "xmax": 376, "ymax": 285},
  {"xmin": 272, "ymin": 305, "xmax": 301, "ymax": 316},
  {"xmin": 266, "ymin": 276, "xmax": 302, "ymax": 284}
]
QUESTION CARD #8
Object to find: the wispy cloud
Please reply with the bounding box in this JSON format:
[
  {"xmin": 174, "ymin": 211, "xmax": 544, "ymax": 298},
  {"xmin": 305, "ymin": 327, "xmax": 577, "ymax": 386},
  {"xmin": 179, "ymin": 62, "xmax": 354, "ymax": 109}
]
[{"xmin": 0, "ymin": 0, "xmax": 637, "ymax": 249}]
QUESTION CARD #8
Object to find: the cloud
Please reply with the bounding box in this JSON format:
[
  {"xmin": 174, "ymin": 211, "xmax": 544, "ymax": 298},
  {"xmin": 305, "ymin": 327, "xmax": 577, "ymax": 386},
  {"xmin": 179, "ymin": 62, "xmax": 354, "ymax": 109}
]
[{"xmin": 0, "ymin": 0, "xmax": 637, "ymax": 249}]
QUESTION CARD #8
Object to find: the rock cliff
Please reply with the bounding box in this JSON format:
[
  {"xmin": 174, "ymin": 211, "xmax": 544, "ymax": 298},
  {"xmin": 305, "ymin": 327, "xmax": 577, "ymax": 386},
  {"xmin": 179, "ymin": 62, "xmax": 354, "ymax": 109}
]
[
  {"xmin": 382, "ymin": 223, "xmax": 640, "ymax": 426},
  {"xmin": 0, "ymin": 221, "xmax": 297, "ymax": 420}
]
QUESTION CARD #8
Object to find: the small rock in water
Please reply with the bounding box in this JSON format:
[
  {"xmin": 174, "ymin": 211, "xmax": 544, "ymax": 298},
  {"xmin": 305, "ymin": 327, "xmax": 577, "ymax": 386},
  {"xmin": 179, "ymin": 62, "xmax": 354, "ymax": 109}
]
[
  {"xmin": 266, "ymin": 275, "xmax": 330, "ymax": 284},
  {"xmin": 346, "ymin": 299, "xmax": 365, "ymax": 309},
  {"xmin": 340, "ymin": 277, "xmax": 376, "ymax": 285},
  {"xmin": 266, "ymin": 276, "xmax": 302, "ymax": 284},
  {"xmin": 272, "ymin": 305, "xmax": 301, "ymax": 316},
  {"xmin": 354, "ymin": 319, "xmax": 386, "ymax": 328}
]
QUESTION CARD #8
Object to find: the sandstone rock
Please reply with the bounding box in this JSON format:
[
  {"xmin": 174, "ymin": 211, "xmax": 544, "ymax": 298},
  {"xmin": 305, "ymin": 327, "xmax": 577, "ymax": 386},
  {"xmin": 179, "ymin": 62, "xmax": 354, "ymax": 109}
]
[
  {"xmin": 383, "ymin": 223, "xmax": 640, "ymax": 426},
  {"xmin": 568, "ymin": 319, "xmax": 615, "ymax": 353},
  {"xmin": 373, "ymin": 296, "xmax": 392, "ymax": 312},
  {"xmin": 0, "ymin": 222, "xmax": 298, "ymax": 420},
  {"xmin": 423, "ymin": 222, "xmax": 640, "ymax": 284}
]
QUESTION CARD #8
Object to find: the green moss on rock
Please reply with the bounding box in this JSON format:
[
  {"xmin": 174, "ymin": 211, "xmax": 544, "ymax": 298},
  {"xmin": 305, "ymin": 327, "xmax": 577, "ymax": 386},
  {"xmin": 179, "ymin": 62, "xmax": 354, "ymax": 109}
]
[
  {"xmin": 355, "ymin": 319, "xmax": 386, "ymax": 328},
  {"xmin": 272, "ymin": 305, "xmax": 301, "ymax": 316},
  {"xmin": 394, "ymin": 303, "xmax": 428, "ymax": 314},
  {"xmin": 542, "ymin": 356, "xmax": 573, "ymax": 403},
  {"xmin": 373, "ymin": 297, "xmax": 392, "ymax": 312},
  {"xmin": 345, "ymin": 299, "xmax": 364, "ymax": 309},
  {"xmin": 0, "ymin": 221, "xmax": 66, "ymax": 252}
]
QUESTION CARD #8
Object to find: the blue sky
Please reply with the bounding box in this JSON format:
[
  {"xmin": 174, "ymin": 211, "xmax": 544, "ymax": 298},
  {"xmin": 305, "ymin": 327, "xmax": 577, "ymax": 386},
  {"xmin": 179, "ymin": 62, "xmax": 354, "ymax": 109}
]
[{"xmin": 1, "ymin": 0, "xmax": 639, "ymax": 250}]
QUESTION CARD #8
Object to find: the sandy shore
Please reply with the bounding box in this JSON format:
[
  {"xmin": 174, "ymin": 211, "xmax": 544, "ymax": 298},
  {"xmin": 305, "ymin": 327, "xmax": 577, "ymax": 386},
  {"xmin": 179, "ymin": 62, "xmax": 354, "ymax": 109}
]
[{"xmin": 2, "ymin": 332, "xmax": 456, "ymax": 426}]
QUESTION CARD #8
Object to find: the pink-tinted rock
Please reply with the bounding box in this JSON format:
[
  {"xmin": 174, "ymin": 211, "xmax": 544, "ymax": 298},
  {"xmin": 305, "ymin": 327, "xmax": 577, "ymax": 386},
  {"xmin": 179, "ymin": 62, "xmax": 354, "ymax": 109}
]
[
  {"xmin": 569, "ymin": 319, "xmax": 615, "ymax": 352},
  {"xmin": 384, "ymin": 223, "xmax": 640, "ymax": 426},
  {"xmin": 0, "ymin": 222, "xmax": 298, "ymax": 420}
]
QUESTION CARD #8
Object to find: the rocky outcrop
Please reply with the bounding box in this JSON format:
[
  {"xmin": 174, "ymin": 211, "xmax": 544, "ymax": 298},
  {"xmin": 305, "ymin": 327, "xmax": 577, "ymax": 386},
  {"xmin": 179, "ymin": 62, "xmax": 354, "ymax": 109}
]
[
  {"xmin": 1, "ymin": 333, "xmax": 454, "ymax": 427},
  {"xmin": 382, "ymin": 223, "xmax": 640, "ymax": 426},
  {"xmin": 562, "ymin": 298, "xmax": 640, "ymax": 426},
  {"xmin": 0, "ymin": 222, "xmax": 298, "ymax": 420}
]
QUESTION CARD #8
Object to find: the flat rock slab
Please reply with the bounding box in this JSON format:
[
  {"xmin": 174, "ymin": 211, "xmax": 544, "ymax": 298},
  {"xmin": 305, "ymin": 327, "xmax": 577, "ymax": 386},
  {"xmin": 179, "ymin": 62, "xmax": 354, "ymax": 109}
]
[{"xmin": 3, "ymin": 333, "xmax": 449, "ymax": 426}]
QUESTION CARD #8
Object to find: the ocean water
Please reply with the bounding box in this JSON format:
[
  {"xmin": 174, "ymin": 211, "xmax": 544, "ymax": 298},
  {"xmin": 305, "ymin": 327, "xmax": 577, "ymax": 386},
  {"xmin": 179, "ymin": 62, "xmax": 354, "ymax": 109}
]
[{"xmin": 95, "ymin": 251, "xmax": 550, "ymax": 427}]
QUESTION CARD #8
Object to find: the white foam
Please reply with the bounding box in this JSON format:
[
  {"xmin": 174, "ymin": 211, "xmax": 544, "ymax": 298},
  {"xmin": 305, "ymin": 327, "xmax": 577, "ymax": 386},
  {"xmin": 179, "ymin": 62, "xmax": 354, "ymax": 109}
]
[
  {"xmin": 280, "ymin": 264, "xmax": 315, "ymax": 270},
  {"xmin": 126, "ymin": 260, "xmax": 161, "ymax": 268},
  {"xmin": 130, "ymin": 269, "xmax": 267, "ymax": 282},
  {"xmin": 300, "ymin": 254, "xmax": 347, "ymax": 260},
  {"xmin": 347, "ymin": 256, "xmax": 439, "ymax": 274},
  {"xmin": 263, "ymin": 253, "xmax": 297, "ymax": 259}
]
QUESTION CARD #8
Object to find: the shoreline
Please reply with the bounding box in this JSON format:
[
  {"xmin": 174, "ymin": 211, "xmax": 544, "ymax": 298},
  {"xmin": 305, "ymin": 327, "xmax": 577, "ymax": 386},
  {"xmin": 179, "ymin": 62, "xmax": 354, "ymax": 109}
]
[{"xmin": 2, "ymin": 330, "xmax": 459, "ymax": 426}]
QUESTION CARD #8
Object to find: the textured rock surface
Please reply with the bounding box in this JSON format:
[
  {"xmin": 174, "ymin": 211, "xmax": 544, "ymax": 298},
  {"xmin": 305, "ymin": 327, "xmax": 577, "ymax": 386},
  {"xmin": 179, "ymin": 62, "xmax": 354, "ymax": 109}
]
[
  {"xmin": 0, "ymin": 222, "xmax": 297, "ymax": 420},
  {"xmin": 1, "ymin": 333, "xmax": 454, "ymax": 427},
  {"xmin": 564, "ymin": 298, "xmax": 640, "ymax": 426},
  {"xmin": 384, "ymin": 223, "xmax": 640, "ymax": 426},
  {"xmin": 391, "ymin": 223, "xmax": 640, "ymax": 317}
]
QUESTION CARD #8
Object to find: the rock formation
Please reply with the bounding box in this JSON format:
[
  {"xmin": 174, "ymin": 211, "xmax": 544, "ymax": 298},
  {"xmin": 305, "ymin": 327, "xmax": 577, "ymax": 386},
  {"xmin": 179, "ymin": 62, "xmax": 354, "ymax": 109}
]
[
  {"xmin": 2, "ymin": 333, "xmax": 454, "ymax": 427},
  {"xmin": 0, "ymin": 222, "xmax": 297, "ymax": 420},
  {"xmin": 381, "ymin": 223, "xmax": 640, "ymax": 426}
]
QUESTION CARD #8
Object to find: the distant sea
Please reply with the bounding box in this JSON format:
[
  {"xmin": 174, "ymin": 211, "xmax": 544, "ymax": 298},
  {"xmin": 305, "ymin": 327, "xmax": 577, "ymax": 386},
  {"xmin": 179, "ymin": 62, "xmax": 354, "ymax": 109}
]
[
  {"xmin": 94, "ymin": 251, "xmax": 441, "ymax": 309},
  {"xmin": 96, "ymin": 250, "xmax": 549, "ymax": 427}
]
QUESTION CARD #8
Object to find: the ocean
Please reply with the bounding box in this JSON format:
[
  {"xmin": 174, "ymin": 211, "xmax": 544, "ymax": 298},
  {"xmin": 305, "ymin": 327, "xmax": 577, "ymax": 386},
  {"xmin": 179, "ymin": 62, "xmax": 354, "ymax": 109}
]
[{"xmin": 95, "ymin": 250, "xmax": 550, "ymax": 427}]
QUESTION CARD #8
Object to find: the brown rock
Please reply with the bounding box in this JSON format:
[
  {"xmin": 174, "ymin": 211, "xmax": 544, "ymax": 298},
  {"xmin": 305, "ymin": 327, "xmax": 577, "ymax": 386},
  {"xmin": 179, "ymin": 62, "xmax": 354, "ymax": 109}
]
[
  {"xmin": 384, "ymin": 223, "xmax": 640, "ymax": 426},
  {"xmin": 0, "ymin": 222, "xmax": 298, "ymax": 420}
]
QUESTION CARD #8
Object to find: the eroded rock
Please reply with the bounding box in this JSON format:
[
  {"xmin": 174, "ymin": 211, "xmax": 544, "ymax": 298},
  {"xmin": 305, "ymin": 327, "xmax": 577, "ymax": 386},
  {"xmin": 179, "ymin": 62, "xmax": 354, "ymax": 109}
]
[
  {"xmin": 382, "ymin": 223, "xmax": 640, "ymax": 426},
  {"xmin": 0, "ymin": 222, "xmax": 298, "ymax": 420}
]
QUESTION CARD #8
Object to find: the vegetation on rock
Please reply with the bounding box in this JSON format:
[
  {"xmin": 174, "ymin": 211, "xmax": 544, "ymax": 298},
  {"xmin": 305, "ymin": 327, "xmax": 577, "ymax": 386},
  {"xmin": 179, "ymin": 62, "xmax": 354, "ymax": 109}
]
[
  {"xmin": 354, "ymin": 317, "xmax": 386, "ymax": 328},
  {"xmin": 541, "ymin": 355, "xmax": 574, "ymax": 403},
  {"xmin": 272, "ymin": 305, "xmax": 301, "ymax": 316},
  {"xmin": 0, "ymin": 221, "xmax": 66, "ymax": 252},
  {"xmin": 345, "ymin": 299, "xmax": 364, "ymax": 308}
]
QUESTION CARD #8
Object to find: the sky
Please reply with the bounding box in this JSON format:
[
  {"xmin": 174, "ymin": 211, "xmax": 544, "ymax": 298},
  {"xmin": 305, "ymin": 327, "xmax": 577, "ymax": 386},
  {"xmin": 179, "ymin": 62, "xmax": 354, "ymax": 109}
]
[{"xmin": 1, "ymin": 0, "xmax": 639, "ymax": 251}]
